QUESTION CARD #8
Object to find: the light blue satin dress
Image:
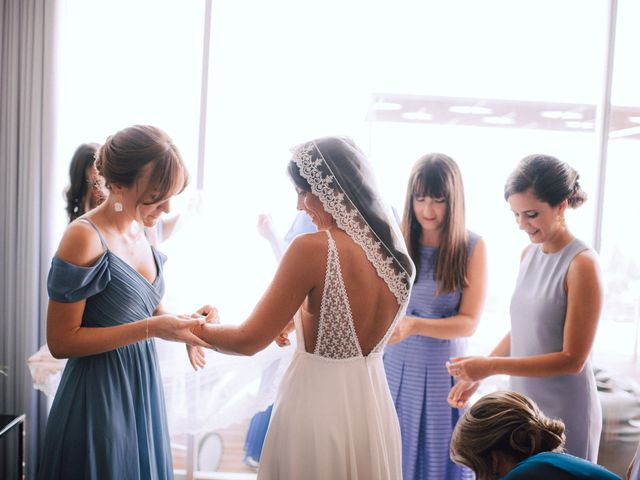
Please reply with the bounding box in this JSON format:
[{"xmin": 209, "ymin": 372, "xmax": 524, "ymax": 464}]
[{"xmin": 510, "ymin": 238, "xmax": 602, "ymax": 461}]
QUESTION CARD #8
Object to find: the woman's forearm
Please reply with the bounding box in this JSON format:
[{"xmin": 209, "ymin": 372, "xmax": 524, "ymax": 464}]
[
  {"xmin": 48, "ymin": 321, "xmax": 148, "ymax": 359},
  {"xmin": 193, "ymin": 323, "xmax": 264, "ymax": 356},
  {"xmin": 489, "ymin": 351, "xmax": 586, "ymax": 377},
  {"xmin": 408, "ymin": 314, "xmax": 479, "ymax": 339},
  {"xmin": 486, "ymin": 332, "xmax": 586, "ymax": 376}
]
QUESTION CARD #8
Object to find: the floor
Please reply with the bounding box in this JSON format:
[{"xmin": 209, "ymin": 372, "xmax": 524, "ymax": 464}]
[{"xmin": 172, "ymin": 418, "xmax": 258, "ymax": 479}]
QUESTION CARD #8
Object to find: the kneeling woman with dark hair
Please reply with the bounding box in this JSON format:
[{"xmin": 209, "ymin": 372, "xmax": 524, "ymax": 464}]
[{"xmin": 450, "ymin": 391, "xmax": 621, "ymax": 480}]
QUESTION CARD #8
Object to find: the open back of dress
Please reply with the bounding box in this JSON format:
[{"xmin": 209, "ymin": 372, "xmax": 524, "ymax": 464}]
[{"xmin": 257, "ymin": 230, "xmax": 407, "ymax": 480}]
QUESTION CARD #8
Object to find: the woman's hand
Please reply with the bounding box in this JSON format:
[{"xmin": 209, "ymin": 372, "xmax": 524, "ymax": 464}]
[
  {"xmin": 187, "ymin": 344, "xmax": 207, "ymax": 370},
  {"xmin": 257, "ymin": 214, "xmax": 276, "ymax": 240},
  {"xmin": 150, "ymin": 314, "xmax": 209, "ymax": 347},
  {"xmin": 194, "ymin": 304, "xmax": 220, "ymax": 324},
  {"xmin": 448, "ymin": 380, "xmax": 480, "ymax": 408},
  {"xmin": 185, "ymin": 305, "xmax": 220, "ymax": 370},
  {"xmin": 387, "ymin": 316, "xmax": 414, "ymax": 345},
  {"xmin": 275, "ymin": 319, "xmax": 295, "ymax": 347},
  {"xmin": 446, "ymin": 356, "xmax": 494, "ymax": 382}
]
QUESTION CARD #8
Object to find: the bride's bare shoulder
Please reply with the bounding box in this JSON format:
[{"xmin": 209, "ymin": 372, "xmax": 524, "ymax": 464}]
[
  {"xmin": 286, "ymin": 231, "xmax": 329, "ymax": 255},
  {"xmin": 277, "ymin": 231, "xmax": 329, "ymax": 281}
]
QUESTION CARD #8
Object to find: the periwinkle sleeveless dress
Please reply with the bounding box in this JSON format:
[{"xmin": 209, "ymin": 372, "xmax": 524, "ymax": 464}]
[
  {"xmin": 257, "ymin": 230, "xmax": 405, "ymax": 480},
  {"xmin": 383, "ymin": 232, "xmax": 478, "ymax": 480},
  {"xmin": 38, "ymin": 220, "xmax": 173, "ymax": 479},
  {"xmin": 510, "ymin": 238, "xmax": 602, "ymax": 461}
]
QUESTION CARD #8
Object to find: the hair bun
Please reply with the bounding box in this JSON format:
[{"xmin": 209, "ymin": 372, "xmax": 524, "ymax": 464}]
[
  {"xmin": 567, "ymin": 175, "xmax": 587, "ymax": 208},
  {"xmin": 509, "ymin": 423, "xmax": 541, "ymax": 456},
  {"xmin": 537, "ymin": 417, "xmax": 565, "ymax": 452}
]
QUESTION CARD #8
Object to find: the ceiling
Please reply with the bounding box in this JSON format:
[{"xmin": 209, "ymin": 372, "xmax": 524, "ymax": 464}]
[{"xmin": 368, "ymin": 93, "xmax": 640, "ymax": 140}]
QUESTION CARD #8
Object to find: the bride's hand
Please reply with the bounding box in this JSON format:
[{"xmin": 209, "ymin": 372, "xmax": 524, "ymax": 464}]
[
  {"xmin": 187, "ymin": 345, "xmax": 206, "ymax": 370},
  {"xmin": 275, "ymin": 319, "xmax": 295, "ymax": 347},
  {"xmin": 185, "ymin": 305, "xmax": 219, "ymax": 370},
  {"xmin": 387, "ymin": 316, "xmax": 414, "ymax": 345},
  {"xmin": 193, "ymin": 304, "xmax": 220, "ymax": 324},
  {"xmin": 149, "ymin": 314, "xmax": 209, "ymax": 347}
]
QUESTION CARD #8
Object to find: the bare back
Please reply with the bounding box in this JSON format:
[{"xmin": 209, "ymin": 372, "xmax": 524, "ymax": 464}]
[{"xmin": 299, "ymin": 229, "xmax": 400, "ymax": 356}]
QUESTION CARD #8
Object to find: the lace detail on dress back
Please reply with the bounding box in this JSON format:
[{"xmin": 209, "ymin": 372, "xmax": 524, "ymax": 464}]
[{"xmin": 314, "ymin": 231, "xmax": 363, "ymax": 359}]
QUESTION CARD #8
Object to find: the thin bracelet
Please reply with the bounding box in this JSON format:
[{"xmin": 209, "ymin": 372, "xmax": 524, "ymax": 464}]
[{"xmin": 145, "ymin": 317, "xmax": 149, "ymax": 341}]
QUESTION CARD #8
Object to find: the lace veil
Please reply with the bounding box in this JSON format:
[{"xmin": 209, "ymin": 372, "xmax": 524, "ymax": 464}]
[{"xmin": 290, "ymin": 136, "xmax": 414, "ymax": 305}]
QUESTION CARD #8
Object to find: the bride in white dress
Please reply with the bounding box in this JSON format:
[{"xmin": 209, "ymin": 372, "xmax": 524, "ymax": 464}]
[{"xmin": 192, "ymin": 136, "xmax": 415, "ymax": 479}]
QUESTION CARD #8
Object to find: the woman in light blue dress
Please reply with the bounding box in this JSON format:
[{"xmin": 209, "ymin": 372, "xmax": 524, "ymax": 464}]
[
  {"xmin": 384, "ymin": 153, "xmax": 487, "ymax": 479},
  {"xmin": 38, "ymin": 125, "xmax": 208, "ymax": 480},
  {"xmin": 448, "ymin": 154, "xmax": 603, "ymax": 461}
]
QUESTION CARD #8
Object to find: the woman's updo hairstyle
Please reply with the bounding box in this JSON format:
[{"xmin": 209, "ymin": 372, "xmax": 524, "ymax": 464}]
[
  {"xmin": 95, "ymin": 125, "xmax": 188, "ymax": 205},
  {"xmin": 450, "ymin": 391, "xmax": 565, "ymax": 480},
  {"xmin": 504, "ymin": 154, "xmax": 587, "ymax": 209}
]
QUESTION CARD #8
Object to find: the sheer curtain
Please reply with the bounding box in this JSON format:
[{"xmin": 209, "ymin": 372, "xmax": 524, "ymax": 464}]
[{"xmin": 0, "ymin": 0, "xmax": 60, "ymax": 476}]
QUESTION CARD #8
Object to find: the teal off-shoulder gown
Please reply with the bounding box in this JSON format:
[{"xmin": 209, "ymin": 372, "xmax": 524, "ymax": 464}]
[{"xmin": 38, "ymin": 220, "xmax": 173, "ymax": 479}]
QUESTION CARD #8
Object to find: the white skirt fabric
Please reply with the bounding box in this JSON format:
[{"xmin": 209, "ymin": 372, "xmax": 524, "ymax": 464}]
[{"xmin": 257, "ymin": 348, "xmax": 402, "ymax": 480}]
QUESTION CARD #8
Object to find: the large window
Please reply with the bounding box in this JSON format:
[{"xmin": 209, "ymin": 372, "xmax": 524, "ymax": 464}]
[
  {"xmin": 54, "ymin": 0, "xmax": 204, "ymax": 242},
  {"xmin": 200, "ymin": 0, "xmax": 632, "ymax": 373},
  {"xmin": 598, "ymin": 0, "xmax": 640, "ymax": 369},
  {"xmin": 52, "ymin": 0, "xmax": 640, "ymax": 477}
]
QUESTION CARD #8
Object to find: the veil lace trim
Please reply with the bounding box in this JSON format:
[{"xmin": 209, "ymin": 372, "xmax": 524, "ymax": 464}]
[{"xmin": 293, "ymin": 142, "xmax": 410, "ymax": 305}]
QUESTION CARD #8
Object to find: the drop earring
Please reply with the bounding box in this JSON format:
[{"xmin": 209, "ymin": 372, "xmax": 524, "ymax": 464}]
[{"xmin": 114, "ymin": 194, "xmax": 123, "ymax": 212}]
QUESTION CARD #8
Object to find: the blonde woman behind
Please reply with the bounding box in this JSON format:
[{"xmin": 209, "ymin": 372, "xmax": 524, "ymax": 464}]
[{"xmin": 450, "ymin": 391, "xmax": 620, "ymax": 480}]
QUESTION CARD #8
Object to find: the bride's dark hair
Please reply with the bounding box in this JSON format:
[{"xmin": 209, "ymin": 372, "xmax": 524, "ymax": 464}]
[{"xmin": 288, "ymin": 136, "xmax": 413, "ymax": 283}]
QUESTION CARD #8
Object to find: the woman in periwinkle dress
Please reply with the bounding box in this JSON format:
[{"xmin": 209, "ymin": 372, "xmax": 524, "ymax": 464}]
[
  {"xmin": 448, "ymin": 154, "xmax": 603, "ymax": 461},
  {"xmin": 383, "ymin": 153, "xmax": 487, "ymax": 480},
  {"xmin": 38, "ymin": 125, "xmax": 209, "ymax": 480}
]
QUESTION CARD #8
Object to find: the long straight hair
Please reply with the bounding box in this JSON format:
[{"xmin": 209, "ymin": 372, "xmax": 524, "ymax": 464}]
[{"xmin": 401, "ymin": 153, "xmax": 468, "ymax": 293}]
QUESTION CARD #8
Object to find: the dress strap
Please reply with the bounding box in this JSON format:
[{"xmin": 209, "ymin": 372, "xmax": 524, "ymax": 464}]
[
  {"xmin": 78, "ymin": 218, "xmax": 108, "ymax": 251},
  {"xmin": 324, "ymin": 228, "xmax": 333, "ymax": 243}
]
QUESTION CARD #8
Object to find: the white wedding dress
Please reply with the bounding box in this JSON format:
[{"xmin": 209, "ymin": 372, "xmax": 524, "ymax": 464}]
[{"xmin": 257, "ymin": 231, "xmax": 405, "ymax": 480}]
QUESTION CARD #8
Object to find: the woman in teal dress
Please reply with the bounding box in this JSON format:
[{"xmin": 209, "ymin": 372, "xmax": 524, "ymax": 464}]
[
  {"xmin": 450, "ymin": 391, "xmax": 620, "ymax": 480},
  {"xmin": 38, "ymin": 125, "xmax": 209, "ymax": 480}
]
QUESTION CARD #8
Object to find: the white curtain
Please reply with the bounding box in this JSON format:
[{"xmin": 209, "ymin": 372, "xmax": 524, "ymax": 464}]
[{"xmin": 0, "ymin": 0, "xmax": 59, "ymax": 477}]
